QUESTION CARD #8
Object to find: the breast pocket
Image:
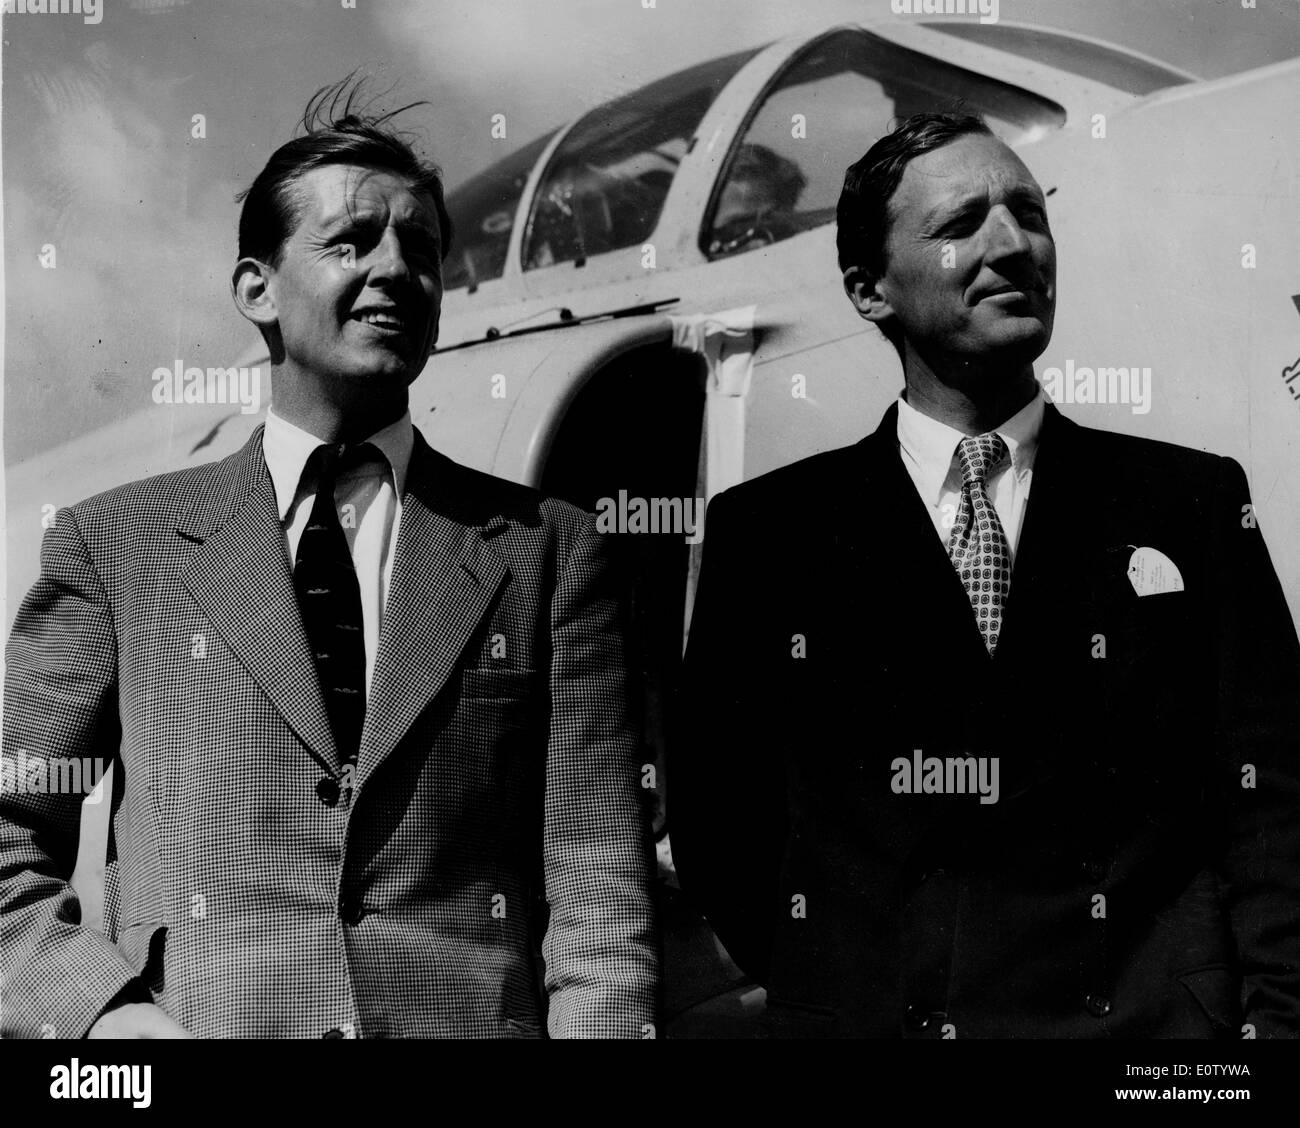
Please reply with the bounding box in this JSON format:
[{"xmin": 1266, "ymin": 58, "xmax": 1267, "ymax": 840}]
[
  {"xmin": 450, "ymin": 668, "xmax": 544, "ymax": 782},
  {"xmin": 1110, "ymin": 589, "xmax": 1211, "ymax": 816},
  {"xmin": 459, "ymin": 667, "xmax": 541, "ymax": 703},
  {"xmin": 1111, "ymin": 590, "xmax": 1201, "ymax": 678},
  {"xmin": 1131, "ymin": 589, "xmax": 1192, "ymax": 625},
  {"xmin": 437, "ymin": 668, "xmax": 546, "ymax": 851}
]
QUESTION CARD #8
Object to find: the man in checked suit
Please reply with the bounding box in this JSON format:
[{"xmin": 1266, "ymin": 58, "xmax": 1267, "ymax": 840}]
[
  {"xmin": 671, "ymin": 113, "xmax": 1300, "ymax": 1038},
  {"xmin": 1, "ymin": 84, "xmax": 656, "ymax": 1038}
]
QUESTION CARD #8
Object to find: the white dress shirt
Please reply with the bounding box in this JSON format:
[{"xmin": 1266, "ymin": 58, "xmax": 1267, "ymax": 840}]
[
  {"xmin": 262, "ymin": 406, "xmax": 414, "ymax": 693},
  {"xmin": 895, "ymin": 388, "xmax": 1046, "ymax": 561}
]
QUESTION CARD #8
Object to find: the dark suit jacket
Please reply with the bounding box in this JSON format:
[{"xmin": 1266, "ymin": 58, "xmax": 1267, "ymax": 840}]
[
  {"xmin": 1, "ymin": 426, "xmax": 657, "ymax": 1038},
  {"xmin": 672, "ymin": 401, "xmax": 1300, "ymax": 1038}
]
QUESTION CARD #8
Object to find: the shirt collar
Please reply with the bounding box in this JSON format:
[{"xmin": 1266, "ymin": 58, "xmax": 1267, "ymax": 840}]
[
  {"xmin": 896, "ymin": 386, "xmax": 1046, "ymax": 505},
  {"xmin": 262, "ymin": 406, "xmax": 414, "ymax": 521},
  {"xmin": 995, "ymin": 386, "xmax": 1045, "ymax": 480}
]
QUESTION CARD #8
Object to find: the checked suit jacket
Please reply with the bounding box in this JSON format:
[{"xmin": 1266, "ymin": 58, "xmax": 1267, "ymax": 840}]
[
  {"xmin": 672, "ymin": 400, "xmax": 1300, "ymax": 1038},
  {"xmin": 1, "ymin": 425, "xmax": 657, "ymax": 1038}
]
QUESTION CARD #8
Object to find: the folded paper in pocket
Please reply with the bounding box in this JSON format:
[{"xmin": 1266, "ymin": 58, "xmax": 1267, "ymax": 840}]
[{"xmin": 1127, "ymin": 545, "xmax": 1184, "ymax": 596}]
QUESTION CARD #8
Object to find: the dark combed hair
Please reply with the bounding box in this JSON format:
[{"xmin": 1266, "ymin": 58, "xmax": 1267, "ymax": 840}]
[
  {"xmin": 835, "ymin": 111, "xmax": 993, "ymax": 279},
  {"xmin": 236, "ymin": 74, "xmax": 454, "ymax": 266}
]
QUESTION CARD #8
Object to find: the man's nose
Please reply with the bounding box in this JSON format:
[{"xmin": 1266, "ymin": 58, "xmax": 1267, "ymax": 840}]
[
  {"xmin": 367, "ymin": 228, "xmax": 411, "ymax": 282},
  {"xmin": 982, "ymin": 206, "xmax": 1032, "ymax": 261}
]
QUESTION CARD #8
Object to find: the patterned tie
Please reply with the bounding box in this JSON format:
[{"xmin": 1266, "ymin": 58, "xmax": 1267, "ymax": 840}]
[
  {"xmin": 947, "ymin": 433, "xmax": 1012, "ymax": 655},
  {"xmin": 293, "ymin": 444, "xmax": 366, "ymax": 762}
]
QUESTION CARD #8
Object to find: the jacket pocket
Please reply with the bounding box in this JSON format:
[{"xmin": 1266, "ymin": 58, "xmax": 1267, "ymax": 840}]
[
  {"xmin": 1175, "ymin": 964, "xmax": 1241, "ymax": 1035},
  {"xmin": 763, "ymin": 995, "xmax": 838, "ymax": 1039},
  {"xmin": 1128, "ymin": 589, "xmax": 1199, "ymax": 660},
  {"xmin": 504, "ymin": 1016, "xmax": 544, "ymax": 1038},
  {"xmin": 459, "ymin": 667, "xmax": 540, "ymax": 702}
]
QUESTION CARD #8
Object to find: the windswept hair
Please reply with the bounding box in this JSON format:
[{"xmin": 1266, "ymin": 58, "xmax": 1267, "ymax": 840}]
[{"xmin": 236, "ymin": 73, "xmax": 454, "ymax": 265}]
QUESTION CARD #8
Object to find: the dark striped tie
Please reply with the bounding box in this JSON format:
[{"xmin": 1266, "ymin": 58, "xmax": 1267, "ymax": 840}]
[{"xmin": 293, "ymin": 444, "xmax": 366, "ymax": 762}]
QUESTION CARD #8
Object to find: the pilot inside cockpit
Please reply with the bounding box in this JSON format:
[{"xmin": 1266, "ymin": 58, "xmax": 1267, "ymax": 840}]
[{"xmin": 706, "ymin": 142, "xmax": 808, "ymax": 259}]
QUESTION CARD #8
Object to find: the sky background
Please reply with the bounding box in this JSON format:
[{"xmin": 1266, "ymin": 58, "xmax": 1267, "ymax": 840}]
[{"xmin": 3, "ymin": 0, "xmax": 1298, "ymax": 462}]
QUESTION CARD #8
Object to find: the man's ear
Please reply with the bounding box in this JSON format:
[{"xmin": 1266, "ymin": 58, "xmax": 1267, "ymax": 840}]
[
  {"xmin": 231, "ymin": 258, "xmax": 278, "ymax": 330},
  {"xmin": 842, "ymin": 265, "xmax": 894, "ymax": 326}
]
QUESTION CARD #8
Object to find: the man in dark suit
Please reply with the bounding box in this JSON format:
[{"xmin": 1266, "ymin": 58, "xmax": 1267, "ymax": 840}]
[
  {"xmin": 0, "ymin": 83, "xmax": 656, "ymax": 1038},
  {"xmin": 671, "ymin": 112, "xmax": 1300, "ymax": 1038}
]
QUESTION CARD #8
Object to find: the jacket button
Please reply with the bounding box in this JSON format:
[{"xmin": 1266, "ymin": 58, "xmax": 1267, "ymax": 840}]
[
  {"xmin": 1085, "ymin": 994, "xmax": 1112, "ymax": 1017},
  {"xmin": 340, "ymin": 894, "xmax": 365, "ymax": 925},
  {"xmin": 316, "ymin": 778, "xmax": 340, "ymax": 807},
  {"xmin": 904, "ymin": 1005, "xmax": 931, "ymax": 1031},
  {"xmin": 322, "ymin": 1028, "xmax": 345, "ymax": 1039}
]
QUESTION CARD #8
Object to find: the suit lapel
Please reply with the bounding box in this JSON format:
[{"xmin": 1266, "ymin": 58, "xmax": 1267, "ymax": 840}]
[
  {"xmin": 992, "ymin": 403, "xmax": 1129, "ymax": 799},
  {"xmin": 358, "ymin": 434, "xmax": 508, "ymax": 784},
  {"xmin": 854, "ymin": 404, "xmax": 991, "ymax": 666},
  {"xmin": 178, "ymin": 427, "xmax": 340, "ymax": 771},
  {"xmin": 835, "ymin": 407, "xmax": 990, "ymax": 862},
  {"xmin": 998, "ymin": 402, "xmax": 1092, "ymax": 662}
]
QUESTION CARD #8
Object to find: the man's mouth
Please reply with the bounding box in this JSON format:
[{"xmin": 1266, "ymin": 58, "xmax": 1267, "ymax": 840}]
[
  {"xmin": 351, "ymin": 308, "xmax": 409, "ymax": 333},
  {"xmin": 978, "ymin": 283, "xmax": 1036, "ymax": 301}
]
